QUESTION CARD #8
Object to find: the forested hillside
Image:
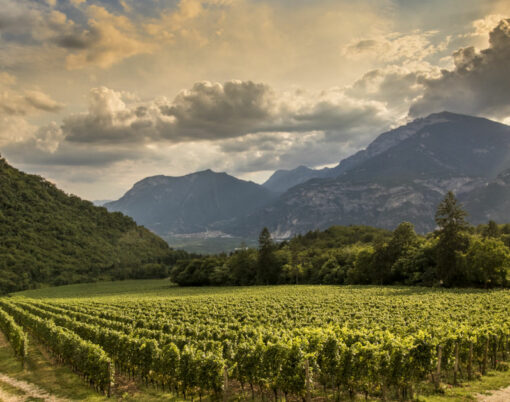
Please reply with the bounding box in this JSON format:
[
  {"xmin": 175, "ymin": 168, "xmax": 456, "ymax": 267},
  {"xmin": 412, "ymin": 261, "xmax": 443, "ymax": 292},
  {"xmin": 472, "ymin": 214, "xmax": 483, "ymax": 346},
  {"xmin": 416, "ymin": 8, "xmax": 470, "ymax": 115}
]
[{"xmin": 0, "ymin": 157, "xmax": 186, "ymax": 294}]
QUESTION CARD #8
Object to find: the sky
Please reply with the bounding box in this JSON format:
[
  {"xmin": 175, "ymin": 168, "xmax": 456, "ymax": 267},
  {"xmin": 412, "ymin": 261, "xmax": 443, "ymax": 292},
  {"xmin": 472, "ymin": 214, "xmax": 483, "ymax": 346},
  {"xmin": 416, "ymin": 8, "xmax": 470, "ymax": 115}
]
[{"xmin": 1, "ymin": 0, "xmax": 510, "ymax": 200}]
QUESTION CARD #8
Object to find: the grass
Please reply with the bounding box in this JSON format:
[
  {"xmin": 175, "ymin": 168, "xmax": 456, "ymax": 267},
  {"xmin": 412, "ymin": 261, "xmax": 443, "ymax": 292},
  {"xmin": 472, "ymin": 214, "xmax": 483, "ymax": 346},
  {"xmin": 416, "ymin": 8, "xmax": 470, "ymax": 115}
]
[
  {"xmin": 419, "ymin": 369, "xmax": 510, "ymax": 401},
  {"xmin": 10, "ymin": 278, "xmax": 179, "ymax": 300},
  {"xmin": 0, "ymin": 331, "xmax": 106, "ymax": 401},
  {"xmin": 0, "ymin": 331, "xmax": 184, "ymax": 401}
]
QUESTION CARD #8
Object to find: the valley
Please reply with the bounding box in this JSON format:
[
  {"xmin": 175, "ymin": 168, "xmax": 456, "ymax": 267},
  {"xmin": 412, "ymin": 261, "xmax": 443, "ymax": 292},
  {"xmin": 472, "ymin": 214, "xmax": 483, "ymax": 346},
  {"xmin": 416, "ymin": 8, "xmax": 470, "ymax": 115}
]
[{"xmin": 102, "ymin": 112, "xmax": 510, "ymax": 252}]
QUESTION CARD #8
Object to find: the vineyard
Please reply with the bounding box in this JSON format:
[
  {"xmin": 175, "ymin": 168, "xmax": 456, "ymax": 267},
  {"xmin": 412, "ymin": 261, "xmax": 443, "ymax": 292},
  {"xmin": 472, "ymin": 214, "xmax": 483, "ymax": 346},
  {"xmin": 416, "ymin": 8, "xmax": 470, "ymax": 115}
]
[{"xmin": 1, "ymin": 283, "xmax": 510, "ymax": 400}]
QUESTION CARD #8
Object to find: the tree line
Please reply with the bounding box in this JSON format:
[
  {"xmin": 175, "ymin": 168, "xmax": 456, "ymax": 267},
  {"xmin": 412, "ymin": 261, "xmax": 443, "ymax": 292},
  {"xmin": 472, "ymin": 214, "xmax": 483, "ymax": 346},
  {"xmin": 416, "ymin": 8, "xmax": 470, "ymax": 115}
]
[{"xmin": 171, "ymin": 192, "xmax": 510, "ymax": 288}]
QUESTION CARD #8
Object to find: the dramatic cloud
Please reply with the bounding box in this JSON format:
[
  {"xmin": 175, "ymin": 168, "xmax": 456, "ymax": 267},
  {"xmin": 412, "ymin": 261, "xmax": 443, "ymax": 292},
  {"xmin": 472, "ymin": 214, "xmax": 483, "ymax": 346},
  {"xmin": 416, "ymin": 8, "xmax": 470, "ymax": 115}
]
[
  {"xmin": 58, "ymin": 81, "xmax": 390, "ymax": 148},
  {"xmin": 63, "ymin": 5, "xmax": 154, "ymax": 70},
  {"xmin": 0, "ymin": 2, "xmax": 153, "ymax": 70},
  {"xmin": 1, "ymin": 0, "xmax": 510, "ymax": 199},
  {"xmin": 158, "ymin": 81, "xmax": 276, "ymax": 140},
  {"xmin": 410, "ymin": 18, "xmax": 510, "ymax": 119},
  {"xmin": 346, "ymin": 64, "xmax": 441, "ymax": 118},
  {"xmin": 1, "ymin": 80, "xmax": 392, "ymax": 201}
]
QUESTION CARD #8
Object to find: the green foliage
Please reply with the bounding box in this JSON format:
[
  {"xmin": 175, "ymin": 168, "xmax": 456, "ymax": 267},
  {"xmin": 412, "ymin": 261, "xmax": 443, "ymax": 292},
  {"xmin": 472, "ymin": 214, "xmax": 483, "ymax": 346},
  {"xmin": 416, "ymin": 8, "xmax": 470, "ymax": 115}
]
[
  {"xmin": 435, "ymin": 191, "xmax": 470, "ymax": 286},
  {"xmin": 0, "ymin": 306, "xmax": 27, "ymax": 362},
  {"xmin": 464, "ymin": 237, "xmax": 510, "ymax": 287},
  {"xmin": 0, "ymin": 300, "xmax": 113, "ymax": 394},
  {"xmin": 169, "ymin": 212, "xmax": 510, "ymax": 288},
  {"xmin": 0, "ymin": 157, "xmax": 186, "ymax": 294},
  {"xmin": 257, "ymin": 228, "xmax": 280, "ymax": 284},
  {"xmin": 4, "ymin": 283, "xmax": 510, "ymax": 400}
]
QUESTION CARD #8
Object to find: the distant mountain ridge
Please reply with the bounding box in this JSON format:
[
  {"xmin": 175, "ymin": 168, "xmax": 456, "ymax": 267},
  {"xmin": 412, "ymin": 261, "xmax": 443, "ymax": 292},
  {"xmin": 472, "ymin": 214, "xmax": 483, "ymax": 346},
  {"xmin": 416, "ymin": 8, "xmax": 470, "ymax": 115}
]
[
  {"xmin": 227, "ymin": 112, "xmax": 510, "ymax": 236},
  {"xmin": 262, "ymin": 165, "xmax": 332, "ymax": 193},
  {"xmin": 262, "ymin": 112, "xmax": 463, "ymax": 193},
  {"xmin": 105, "ymin": 169, "xmax": 276, "ymax": 235},
  {"xmin": 106, "ymin": 111, "xmax": 510, "ymax": 243}
]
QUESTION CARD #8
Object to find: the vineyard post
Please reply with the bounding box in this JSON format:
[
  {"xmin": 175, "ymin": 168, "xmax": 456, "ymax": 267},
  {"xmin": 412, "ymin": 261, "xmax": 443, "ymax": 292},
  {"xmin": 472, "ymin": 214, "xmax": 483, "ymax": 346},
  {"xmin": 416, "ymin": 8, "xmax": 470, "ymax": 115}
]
[
  {"xmin": 453, "ymin": 342, "xmax": 459, "ymax": 385},
  {"xmin": 223, "ymin": 366, "xmax": 229, "ymax": 402},
  {"xmin": 491, "ymin": 335, "xmax": 497, "ymax": 369},
  {"xmin": 305, "ymin": 358, "xmax": 311, "ymax": 402},
  {"xmin": 482, "ymin": 337, "xmax": 489, "ymax": 375},
  {"xmin": 107, "ymin": 361, "xmax": 112, "ymax": 398},
  {"xmin": 468, "ymin": 342, "xmax": 473, "ymax": 380},
  {"xmin": 435, "ymin": 345, "xmax": 442, "ymax": 391},
  {"xmin": 504, "ymin": 334, "xmax": 508, "ymax": 361},
  {"xmin": 23, "ymin": 336, "xmax": 28, "ymax": 370}
]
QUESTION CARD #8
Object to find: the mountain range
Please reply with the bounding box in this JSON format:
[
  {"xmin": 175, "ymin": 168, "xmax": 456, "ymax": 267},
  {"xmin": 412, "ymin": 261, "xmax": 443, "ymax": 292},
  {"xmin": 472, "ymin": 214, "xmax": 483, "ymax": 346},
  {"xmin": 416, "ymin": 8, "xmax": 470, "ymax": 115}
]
[
  {"xmin": 105, "ymin": 170, "xmax": 275, "ymax": 235},
  {"xmin": 104, "ymin": 111, "xmax": 510, "ymax": 245}
]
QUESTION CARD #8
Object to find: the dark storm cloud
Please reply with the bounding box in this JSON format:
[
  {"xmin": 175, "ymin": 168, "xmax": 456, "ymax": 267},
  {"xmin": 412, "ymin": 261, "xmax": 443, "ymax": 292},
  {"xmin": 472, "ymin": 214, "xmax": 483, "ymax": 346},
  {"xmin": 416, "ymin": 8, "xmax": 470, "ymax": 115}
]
[{"xmin": 409, "ymin": 18, "xmax": 510, "ymax": 119}]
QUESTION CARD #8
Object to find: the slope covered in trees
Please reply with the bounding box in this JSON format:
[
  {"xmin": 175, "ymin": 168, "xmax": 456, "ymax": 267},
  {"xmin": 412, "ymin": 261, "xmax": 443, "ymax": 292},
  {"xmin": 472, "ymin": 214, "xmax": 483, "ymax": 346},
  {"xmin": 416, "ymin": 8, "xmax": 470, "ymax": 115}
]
[{"xmin": 0, "ymin": 156, "xmax": 186, "ymax": 294}]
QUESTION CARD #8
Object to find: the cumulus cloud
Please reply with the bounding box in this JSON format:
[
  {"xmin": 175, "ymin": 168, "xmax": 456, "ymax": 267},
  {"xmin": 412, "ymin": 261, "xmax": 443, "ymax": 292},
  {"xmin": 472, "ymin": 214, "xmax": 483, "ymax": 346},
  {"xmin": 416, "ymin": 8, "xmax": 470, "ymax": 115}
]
[
  {"xmin": 470, "ymin": 14, "xmax": 507, "ymax": 37},
  {"xmin": 59, "ymin": 81, "xmax": 390, "ymax": 147},
  {"xmin": 409, "ymin": 18, "xmax": 510, "ymax": 119},
  {"xmin": 158, "ymin": 81, "xmax": 276, "ymax": 140},
  {"xmin": 1, "ymin": 80, "xmax": 392, "ymax": 196}
]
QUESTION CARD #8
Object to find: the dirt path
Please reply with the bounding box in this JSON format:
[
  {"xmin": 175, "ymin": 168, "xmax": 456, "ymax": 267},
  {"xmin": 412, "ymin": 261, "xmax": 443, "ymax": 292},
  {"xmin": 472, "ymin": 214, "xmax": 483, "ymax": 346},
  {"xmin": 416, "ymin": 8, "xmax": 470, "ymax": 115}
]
[
  {"xmin": 0, "ymin": 373, "xmax": 68, "ymax": 402},
  {"xmin": 477, "ymin": 386, "xmax": 510, "ymax": 401},
  {"xmin": 0, "ymin": 386, "xmax": 23, "ymax": 402}
]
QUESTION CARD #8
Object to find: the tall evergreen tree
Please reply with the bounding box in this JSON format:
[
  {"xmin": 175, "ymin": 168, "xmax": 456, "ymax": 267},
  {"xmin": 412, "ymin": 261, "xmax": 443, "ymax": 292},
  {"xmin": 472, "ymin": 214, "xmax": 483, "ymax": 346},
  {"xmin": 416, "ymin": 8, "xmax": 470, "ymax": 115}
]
[
  {"xmin": 434, "ymin": 191, "xmax": 469, "ymax": 286},
  {"xmin": 257, "ymin": 228, "xmax": 279, "ymax": 284}
]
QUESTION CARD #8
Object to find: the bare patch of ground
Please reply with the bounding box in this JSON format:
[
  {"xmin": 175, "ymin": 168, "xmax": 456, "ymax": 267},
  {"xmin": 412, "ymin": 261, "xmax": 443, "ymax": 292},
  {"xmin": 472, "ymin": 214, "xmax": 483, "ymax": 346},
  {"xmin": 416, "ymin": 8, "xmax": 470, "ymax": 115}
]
[
  {"xmin": 0, "ymin": 373, "xmax": 67, "ymax": 402},
  {"xmin": 477, "ymin": 386, "xmax": 510, "ymax": 401}
]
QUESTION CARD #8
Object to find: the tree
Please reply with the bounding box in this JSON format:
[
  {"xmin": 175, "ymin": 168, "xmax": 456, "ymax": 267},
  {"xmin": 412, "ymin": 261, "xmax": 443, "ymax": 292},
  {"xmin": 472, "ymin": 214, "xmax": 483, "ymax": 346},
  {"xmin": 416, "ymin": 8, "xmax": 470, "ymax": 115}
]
[
  {"xmin": 228, "ymin": 247, "xmax": 257, "ymax": 285},
  {"xmin": 257, "ymin": 228, "xmax": 280, "ymax": 284},
  {"xmin": 465, "ymin": 237, "xmax": 510, "ymax": 287},
  {"xmin": 281, "ymin": 242, "xmax": 305, "ymax": 284},
  {"xmin": 483, "ymin": 220, "xmax": 500, "ymax": 238},
  {"xmin": 389, "ymin": 222, "xmax": 418, "ymax": 253},
  {"xmin": 373, "ymin": 222, "xmax": 418, "ymax": 284},
  {"xmin": 434, "ymin": 191, "xmax": 470, "ymax": 286}
]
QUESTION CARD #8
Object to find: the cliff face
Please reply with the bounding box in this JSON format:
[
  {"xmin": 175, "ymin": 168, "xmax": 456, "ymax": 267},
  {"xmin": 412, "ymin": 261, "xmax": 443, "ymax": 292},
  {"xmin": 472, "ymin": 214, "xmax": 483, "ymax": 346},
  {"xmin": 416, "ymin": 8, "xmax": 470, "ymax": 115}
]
[{"xmin": 226, "ymin": 112, "xmax": 510, "ymax": 237}]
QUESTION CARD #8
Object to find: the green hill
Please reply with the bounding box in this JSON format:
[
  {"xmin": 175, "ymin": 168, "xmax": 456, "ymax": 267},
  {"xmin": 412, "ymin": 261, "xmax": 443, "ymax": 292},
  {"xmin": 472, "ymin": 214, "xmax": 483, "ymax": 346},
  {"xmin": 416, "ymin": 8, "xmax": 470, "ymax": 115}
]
[{"xmin": 0, "ymin": 156, "xmax": 182, "ymax": 294}]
